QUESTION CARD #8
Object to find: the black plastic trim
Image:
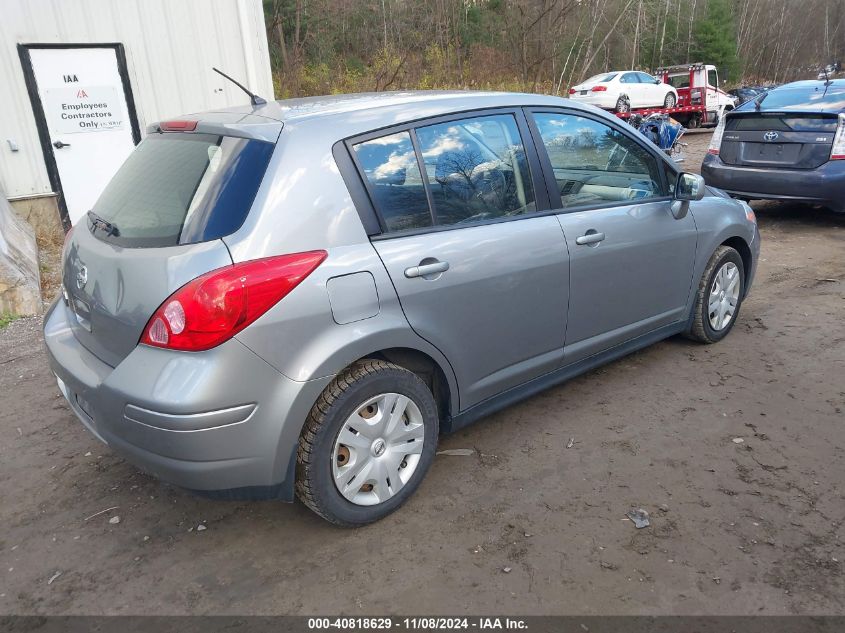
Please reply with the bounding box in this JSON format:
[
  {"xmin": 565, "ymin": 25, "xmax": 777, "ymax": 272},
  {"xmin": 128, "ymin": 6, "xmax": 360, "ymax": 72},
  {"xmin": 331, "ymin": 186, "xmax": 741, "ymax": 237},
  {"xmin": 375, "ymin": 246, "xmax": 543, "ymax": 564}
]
[{"xmin": 331, "ymin": 140, "xmax": 382, "ymax": 236}]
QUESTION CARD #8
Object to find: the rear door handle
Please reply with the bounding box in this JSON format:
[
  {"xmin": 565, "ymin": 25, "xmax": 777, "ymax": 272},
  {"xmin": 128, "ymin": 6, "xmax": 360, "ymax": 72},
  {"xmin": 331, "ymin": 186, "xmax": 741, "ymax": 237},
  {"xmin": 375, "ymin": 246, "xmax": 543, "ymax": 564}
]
[
  {"xmin": 404, "ymin": 261, "xmax": 450, "ymax": 279},
  {"xmin": 575, "ymin": 231, "xmax": 606, "ymax": 245}
]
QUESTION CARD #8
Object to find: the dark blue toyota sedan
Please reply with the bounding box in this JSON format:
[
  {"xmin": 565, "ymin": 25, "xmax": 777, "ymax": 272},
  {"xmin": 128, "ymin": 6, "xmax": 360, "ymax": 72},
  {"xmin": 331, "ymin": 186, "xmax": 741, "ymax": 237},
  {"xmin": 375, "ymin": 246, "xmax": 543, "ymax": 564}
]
[{"xmin": 702, "ymin": 79, "xmax": 845, "ymax": 213}]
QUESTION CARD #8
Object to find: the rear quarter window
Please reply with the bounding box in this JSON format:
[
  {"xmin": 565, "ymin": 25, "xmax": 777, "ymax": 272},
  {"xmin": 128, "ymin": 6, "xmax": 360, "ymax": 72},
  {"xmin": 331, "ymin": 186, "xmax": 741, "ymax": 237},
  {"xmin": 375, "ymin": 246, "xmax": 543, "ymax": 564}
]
[{"xmin": 90, "ymin": 133, "xmax": 274, "ymax": 247}]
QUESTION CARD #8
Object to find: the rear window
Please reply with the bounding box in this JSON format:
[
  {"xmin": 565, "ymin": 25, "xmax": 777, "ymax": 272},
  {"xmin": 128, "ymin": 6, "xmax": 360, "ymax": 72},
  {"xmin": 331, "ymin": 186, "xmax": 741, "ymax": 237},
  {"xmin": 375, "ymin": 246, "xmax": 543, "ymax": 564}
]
[
  {"xmin": 89, "ymin": 133, "xmax": 274, "ymax": 247},
  {"xmin": 738, "ymin": 85, "xmax": 845, "ymax": 112},
  {"xmin": 585, "ymin": 73, "xmax": 617, "ymax": 83}
]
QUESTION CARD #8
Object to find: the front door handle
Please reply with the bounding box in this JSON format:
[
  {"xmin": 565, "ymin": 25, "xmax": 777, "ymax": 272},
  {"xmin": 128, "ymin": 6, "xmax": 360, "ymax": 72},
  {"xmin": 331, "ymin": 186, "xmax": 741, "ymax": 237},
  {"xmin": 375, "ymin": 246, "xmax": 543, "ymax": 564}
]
[
  {"xmin": 404, "ymin": 260, "xmax": 450, "ymax": 279},
  {"xmin": 53, "ymin": 140, "xmax": 71, "ymax": 149},
  {"xmin": 575, "ymin": 231, "xmax": 606, "ymax": 245}
]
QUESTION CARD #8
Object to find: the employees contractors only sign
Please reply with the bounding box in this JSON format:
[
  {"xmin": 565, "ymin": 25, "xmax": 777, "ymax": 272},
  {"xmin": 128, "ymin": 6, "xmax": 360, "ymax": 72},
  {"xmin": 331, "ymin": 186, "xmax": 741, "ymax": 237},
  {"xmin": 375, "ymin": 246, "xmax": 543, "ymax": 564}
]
[{"xmin": 44, "ymin": 86, "xmax": 125, "ymax": 134}]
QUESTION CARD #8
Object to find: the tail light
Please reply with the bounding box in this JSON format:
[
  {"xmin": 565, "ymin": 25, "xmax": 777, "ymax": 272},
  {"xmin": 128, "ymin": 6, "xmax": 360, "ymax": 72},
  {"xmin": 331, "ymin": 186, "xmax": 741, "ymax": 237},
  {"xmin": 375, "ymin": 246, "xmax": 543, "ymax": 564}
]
[
  {"xmin": 591, "ymin": 86, "xmax": 607, "ymax": 92},
  {"xmin": 140, "ymin": 251, "xmax": 327, "ymax": 351},
  {"xmin": 707, "ymin": 116, "xmax": 727, "ymax": 155},
  {"xmin": 831, "ymin": 113, "xmax": 845, "ymax": 160},
  {"xmin": 159, "ymin": 120, "xmax": 198, "ymax": 132},
  {"xmin": 568, "ymin": 88, "xmax": 576, "ymax": 95}
]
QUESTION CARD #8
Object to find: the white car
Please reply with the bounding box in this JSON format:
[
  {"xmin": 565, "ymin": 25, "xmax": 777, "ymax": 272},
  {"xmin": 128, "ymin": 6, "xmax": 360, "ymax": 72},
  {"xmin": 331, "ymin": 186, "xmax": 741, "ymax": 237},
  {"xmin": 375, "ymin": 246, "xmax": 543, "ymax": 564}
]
[{"xmin": 569, "ymin": 71, "xmax": 679, "ymax": 113}]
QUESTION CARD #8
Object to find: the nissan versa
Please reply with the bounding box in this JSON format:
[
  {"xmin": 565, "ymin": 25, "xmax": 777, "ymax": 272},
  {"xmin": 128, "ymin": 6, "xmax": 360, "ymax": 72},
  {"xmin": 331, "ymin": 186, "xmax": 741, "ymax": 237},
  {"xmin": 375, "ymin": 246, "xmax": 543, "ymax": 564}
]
[
  {"xmin": 44, "ymin": 91, "xmax": 760, "ymax": 526},
  {"xmin": 702, "ymin": 78, "xmax": 845, "ymax": 212}
]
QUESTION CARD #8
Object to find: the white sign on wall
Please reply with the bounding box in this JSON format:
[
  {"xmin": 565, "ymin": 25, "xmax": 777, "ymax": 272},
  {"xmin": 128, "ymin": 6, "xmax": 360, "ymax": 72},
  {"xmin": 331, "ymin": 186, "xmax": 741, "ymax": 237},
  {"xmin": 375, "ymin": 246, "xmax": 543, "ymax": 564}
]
[
  {"xmin": 43, "ymin": 86, "xmax": 125, "ymax": 134},
  {"xmin": 28, "ymin": 46, "xmax": 137, "ymax": 226}
]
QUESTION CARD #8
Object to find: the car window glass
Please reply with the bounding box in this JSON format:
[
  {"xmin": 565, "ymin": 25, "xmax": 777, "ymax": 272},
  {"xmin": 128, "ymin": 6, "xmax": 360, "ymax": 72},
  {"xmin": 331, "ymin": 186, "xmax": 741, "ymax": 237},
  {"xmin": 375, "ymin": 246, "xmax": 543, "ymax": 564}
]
[
  {"xmin": 621, "ymin": 73, "xmax": 637, "ymax": 84},
  {"xmin": 90, "ymin": 134, "xmax": 274, "ymax": 247},
  {"xmin": 414, "ymin": 114, "xmax": 536, "ymax": 226},
  {"xmin": 638, "ymin": 72, "xmax": 654, "ymax": 83},
  {"xmin": 668, "ymin": 74, "xmax": 689, "ymax": 89},
  {"xmin": 708, "ymin": 69, "xmax": 718, "ymax": 87},
  {"xmin": 353, "ymin": 131, "xmax": 432, "ymax": 232},
  {"xmin": 533, "ymin": 112, "xmax": 667, "ymax": 209}
]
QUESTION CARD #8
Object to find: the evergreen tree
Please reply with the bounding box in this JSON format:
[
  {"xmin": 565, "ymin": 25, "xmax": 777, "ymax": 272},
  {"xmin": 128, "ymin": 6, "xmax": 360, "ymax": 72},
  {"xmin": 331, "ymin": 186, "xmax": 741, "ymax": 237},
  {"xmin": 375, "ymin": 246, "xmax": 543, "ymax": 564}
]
[{"xmin": 693, "ymin": 0, "xmax": 740, "ymax": 81}]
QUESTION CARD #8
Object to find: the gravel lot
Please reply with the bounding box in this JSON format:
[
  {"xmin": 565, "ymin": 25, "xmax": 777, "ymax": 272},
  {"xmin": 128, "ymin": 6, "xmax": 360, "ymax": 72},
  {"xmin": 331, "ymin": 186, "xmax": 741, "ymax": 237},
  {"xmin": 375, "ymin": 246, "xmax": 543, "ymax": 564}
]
[{"xmin": 1, "ymin": 131, "xmax": 843, "ymax": 615}]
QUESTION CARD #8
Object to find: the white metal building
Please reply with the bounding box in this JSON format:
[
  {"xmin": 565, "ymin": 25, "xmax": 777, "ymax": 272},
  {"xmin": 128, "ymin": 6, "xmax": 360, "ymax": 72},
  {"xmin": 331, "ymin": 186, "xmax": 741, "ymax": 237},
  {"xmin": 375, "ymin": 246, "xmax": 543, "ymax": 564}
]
[{"xmin": 0, "ymin": 0, "xmax": 274, "ymax": 233}]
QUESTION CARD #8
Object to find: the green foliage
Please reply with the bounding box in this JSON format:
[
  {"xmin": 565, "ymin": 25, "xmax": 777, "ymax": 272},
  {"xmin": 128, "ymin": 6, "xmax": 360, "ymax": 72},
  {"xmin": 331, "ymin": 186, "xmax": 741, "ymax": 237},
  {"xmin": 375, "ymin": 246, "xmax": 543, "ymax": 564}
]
[
  {"xmin": 693, "ymin": 0, "xmax": 740, "ymax": 79},
  {"xmin": 0, "ymin": 313, "xmax": 19, "ymax": 330}
]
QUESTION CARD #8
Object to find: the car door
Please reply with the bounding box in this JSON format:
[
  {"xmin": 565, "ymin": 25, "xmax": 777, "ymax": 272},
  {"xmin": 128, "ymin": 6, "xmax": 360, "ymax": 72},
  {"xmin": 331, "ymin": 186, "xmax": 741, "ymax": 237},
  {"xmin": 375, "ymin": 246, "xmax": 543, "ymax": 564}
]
[
  {"xmin": 620, "ymin": 72, "xmax": 642, "ymax": 107},
  {"xmin": 638, "ymin": 72, "xmax": 662, "ymax": 107},
  {"xmin": 527, "ymin": 108, "xmax": 698, "ymax": 364},
  {"xmin": 350, "ymin": 111, "xmax": 570, "ymax": 411}
]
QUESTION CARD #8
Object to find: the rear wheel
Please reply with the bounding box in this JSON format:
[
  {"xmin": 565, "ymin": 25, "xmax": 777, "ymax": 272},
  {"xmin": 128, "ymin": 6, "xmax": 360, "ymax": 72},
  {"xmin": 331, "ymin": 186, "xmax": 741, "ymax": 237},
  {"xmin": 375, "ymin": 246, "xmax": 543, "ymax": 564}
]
[
  {"xmin": 296, "ymin": 359, "xmax": 438, "ymax": 526},
  {"xmin": 615, "ymin": 95, "xmax": 630, "ymax": 113},
  {"xmin": 664, "ymin": 92, "xmax": 676, "ymax": 108},
  {"xmin": 686, "ymin": 246, "xmax": 745, "ymax": 344}
]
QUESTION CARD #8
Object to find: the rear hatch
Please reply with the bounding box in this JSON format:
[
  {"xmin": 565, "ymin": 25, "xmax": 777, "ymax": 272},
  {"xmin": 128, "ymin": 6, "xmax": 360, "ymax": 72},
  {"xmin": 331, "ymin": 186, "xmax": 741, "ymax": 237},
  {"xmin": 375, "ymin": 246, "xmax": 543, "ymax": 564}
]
[
  {"xmin": 719, "ymin": 111, "xmax": 838, "ymax": 169},
  {"xmin": 62, "ymin": 118, "xmax": 278, "ymax": 367}
]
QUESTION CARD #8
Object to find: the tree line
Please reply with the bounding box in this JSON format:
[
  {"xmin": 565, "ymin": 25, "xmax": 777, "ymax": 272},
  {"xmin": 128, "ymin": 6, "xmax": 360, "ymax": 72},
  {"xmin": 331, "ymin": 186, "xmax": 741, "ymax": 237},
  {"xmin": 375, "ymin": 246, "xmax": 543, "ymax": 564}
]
[{"xmin": 263, "ymin": 0, "xmax": 845, "ymax": 97}]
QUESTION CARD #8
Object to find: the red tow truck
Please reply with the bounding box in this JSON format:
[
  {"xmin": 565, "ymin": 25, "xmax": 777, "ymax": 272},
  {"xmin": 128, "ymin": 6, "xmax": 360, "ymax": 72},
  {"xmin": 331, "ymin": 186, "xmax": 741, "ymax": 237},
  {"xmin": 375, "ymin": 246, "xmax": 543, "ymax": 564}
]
[{"xmin": 615, "ymin": 63, "xmax": 737, "ymax": 128}]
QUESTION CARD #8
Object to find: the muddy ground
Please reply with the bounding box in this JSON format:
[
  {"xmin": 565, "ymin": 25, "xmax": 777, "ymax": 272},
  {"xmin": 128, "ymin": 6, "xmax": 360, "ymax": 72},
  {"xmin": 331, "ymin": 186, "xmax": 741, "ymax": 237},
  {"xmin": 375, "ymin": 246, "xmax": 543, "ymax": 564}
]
[{"xmin": 1, "ymin": 131, "xmax": 843, "ymax": 615}]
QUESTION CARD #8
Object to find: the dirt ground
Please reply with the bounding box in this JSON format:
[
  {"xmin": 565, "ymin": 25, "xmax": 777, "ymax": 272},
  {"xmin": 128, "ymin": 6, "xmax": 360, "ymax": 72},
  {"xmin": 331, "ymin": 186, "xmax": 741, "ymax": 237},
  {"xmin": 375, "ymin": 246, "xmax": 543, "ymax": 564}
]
[{"xmin": 1, "ymin": 131, "xmax": 843, "ymax": 616}]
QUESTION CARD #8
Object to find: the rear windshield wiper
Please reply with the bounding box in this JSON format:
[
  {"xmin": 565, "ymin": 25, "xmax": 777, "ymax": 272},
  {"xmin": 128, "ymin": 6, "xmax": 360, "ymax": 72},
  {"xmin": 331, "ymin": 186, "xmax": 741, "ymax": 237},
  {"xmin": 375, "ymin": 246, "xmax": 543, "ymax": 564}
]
[{"xmin": 87, "ymin": 210, "xmax": 120, "ymax": 237}]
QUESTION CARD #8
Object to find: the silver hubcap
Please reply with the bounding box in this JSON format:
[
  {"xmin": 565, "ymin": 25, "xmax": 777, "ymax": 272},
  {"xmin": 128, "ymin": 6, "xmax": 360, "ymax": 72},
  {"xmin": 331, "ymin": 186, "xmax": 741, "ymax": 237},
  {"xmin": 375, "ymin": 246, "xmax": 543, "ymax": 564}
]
[
  {"xmin": 332, "ymin": 393, "xmax": 425, "ymax": 506},
  {"xmin": 708, "ymin": 262, "xmax": 740, "ymax": 331}
]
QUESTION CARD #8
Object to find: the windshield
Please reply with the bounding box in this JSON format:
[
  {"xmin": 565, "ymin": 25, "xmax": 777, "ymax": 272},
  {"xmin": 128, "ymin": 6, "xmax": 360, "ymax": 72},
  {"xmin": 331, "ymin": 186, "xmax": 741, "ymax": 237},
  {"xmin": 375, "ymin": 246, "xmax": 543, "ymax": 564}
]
[
  {"xmin": 90, "ymin": 133, "xmax": 274, "ymax": 247},
  {"xmin": 738, "ymin": 84, "xmax": 845, "ymax": 112}
]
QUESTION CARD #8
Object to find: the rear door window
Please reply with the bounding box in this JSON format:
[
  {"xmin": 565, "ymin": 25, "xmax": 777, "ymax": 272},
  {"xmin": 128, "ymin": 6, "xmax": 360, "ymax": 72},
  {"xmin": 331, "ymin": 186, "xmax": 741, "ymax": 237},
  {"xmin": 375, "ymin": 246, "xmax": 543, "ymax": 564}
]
[
  {"xmin": 352, "ymin": 132, "xmax": 433, "ymax": 232},
  {"xmin": 90, "ymin": 133, "xmax": 274, "ymax": 247},
  {"xmin": 414, "ymin": 114, "xmax": 536, "ymax": 226}
]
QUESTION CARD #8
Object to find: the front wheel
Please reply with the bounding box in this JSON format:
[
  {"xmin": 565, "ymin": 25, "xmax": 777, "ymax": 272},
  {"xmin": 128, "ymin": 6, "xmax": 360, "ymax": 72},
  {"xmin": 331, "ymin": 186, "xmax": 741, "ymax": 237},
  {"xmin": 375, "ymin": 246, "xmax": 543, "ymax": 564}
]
[
  {"xmin": 296, "ymin": 359, "xmax": 439, "ymax": 526},
  {"xmin": 664, "ymin": 92, "xmax": 676, "ymax": 108},
  {"xmin": 686, "ymin": 246, "xmax": 745, "ymax": 344}
]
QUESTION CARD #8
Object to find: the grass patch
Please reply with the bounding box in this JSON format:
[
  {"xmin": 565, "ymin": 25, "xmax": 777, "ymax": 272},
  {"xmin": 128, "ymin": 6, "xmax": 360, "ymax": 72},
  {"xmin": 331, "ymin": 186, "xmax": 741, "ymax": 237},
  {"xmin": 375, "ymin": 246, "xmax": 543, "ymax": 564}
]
[{"xmin": 0, "ymin": 313, "xmax": 20, "ymax": 330}]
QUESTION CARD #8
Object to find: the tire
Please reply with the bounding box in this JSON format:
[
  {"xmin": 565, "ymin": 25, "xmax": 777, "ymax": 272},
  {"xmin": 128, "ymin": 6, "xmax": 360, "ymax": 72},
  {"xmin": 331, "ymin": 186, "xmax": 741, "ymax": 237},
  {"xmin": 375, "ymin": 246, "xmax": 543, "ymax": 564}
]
[
  {"xmin": 686, "ymin": 246, "xmax": 745, "ymax": 344},
  {"xmin": 615, "ymin": 95, "xmax": 630, "ymax": 113},
  {"xmin": 664, "ymin": 92, "xmax": 676, "ymax": 108},
  {"xmin": 296, "ymin": 359, "xmax": 439, "ymax": 526}
]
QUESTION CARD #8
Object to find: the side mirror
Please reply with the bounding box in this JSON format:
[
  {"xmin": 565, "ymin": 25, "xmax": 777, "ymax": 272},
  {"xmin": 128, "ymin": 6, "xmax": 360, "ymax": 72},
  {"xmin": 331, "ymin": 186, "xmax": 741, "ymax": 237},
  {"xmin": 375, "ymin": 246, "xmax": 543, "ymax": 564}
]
[
  {"xmin": 671, "ymin": 172, "xmax": 706, "ymax": 219},
  {"xmin": 675, "ymin": 172, "xmax": 706, "ymax": 201}
]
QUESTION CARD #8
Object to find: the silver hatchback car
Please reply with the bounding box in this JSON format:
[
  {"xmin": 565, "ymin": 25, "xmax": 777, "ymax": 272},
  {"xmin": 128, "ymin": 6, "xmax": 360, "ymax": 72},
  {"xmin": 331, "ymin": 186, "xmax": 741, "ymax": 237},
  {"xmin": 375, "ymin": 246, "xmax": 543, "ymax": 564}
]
[{"xmin": 45, "ymin": 91, "xmax": 760, "ymax": 525}]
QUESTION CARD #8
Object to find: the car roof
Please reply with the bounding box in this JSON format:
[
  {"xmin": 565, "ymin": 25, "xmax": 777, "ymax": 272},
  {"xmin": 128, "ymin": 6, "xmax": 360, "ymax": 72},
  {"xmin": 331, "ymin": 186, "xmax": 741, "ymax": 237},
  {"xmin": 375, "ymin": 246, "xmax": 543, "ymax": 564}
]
[
  {"xmin": 202, "ymin": 91, "xmax": 575, "ymax": 124},
  {"xmin": 775, "ymin": 79, "xmax": 845, "ymax": 89}
]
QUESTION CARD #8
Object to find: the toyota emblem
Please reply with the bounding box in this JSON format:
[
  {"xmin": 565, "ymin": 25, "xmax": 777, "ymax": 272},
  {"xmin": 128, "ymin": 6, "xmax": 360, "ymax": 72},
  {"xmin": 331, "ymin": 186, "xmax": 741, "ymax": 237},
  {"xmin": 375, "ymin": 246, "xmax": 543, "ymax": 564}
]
[{"xmin": 763, "ymin": 131, "xmax": 779, "ymax": 142}]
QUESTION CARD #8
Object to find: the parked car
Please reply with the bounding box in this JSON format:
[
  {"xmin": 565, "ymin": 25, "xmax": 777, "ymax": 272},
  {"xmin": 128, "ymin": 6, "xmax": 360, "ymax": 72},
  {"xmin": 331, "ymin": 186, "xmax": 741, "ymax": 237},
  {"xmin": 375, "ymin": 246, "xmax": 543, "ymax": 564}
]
[
  {"xmin": 702, "ymin": 79, "xmax": 845, "ymax": 212},
  {"xmin": 817, "ymin": 63, "xmax": 839, "ymax": 80},
  {"xmin": 45, "ymin": 91, "xmax": 759, "ymax": 526},
  {"xmin": 570, "ymin": 71, "xmax": 679, "ymax": 112},
  {"xmin": 728, "ymin": 86, "xmax": 766, "ymax": 105}
]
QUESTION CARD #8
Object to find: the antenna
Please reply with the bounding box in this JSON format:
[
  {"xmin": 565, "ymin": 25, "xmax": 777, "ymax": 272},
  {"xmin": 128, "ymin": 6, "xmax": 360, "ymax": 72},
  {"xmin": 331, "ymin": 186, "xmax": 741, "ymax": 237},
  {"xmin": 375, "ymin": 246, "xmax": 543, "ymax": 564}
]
[{"xmin": 213, "ymin": 67, "xmax": 267, "ymax": 106}]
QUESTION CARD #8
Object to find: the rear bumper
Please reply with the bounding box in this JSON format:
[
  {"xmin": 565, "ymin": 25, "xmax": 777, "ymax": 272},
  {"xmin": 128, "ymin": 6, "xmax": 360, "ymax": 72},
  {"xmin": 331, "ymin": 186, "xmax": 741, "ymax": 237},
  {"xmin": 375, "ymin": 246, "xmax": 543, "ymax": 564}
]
[
  {"xmin": 570, "ymin": 93, "xmax": 618, "ymax": 109},
  {"xmin": 43, "ymin": 299, "xmax": 331, "ymax": 499},
  {"xmin": 701, "ymin": 155, "xmax": 845, "ymax": 212}
]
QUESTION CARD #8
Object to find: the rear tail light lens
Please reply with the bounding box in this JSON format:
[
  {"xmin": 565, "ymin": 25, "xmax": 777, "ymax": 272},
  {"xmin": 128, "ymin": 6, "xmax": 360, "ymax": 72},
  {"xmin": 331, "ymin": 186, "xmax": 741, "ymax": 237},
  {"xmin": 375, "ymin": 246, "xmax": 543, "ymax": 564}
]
[
  {"xmin": 831, "ymin": 113, "xmax": 845, "ymax": 160},
  {"xmin": 708, "ymin": 116, "xmax": 727, "ymax": 155},
  {"xmin": 568, "ymin": 88, "xmax": 576, "ymax": 95},
  {"xmin": 140, "ymin": 251, "xmax": 327, "ymax": 351},
  {"xmin": 591, "ymin": 85, "xmax": 607, "ymax": 92}
]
